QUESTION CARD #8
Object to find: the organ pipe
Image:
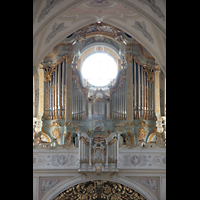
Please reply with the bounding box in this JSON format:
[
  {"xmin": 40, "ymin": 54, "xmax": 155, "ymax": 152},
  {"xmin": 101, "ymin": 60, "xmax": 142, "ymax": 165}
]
[
  {"xmin": 147, "ymin": 76, "xmax": 149, "ymax": 119},
  {"xmin": 138, "ymin": 63, "xmax": 141, "ymax": 119},
  {"xmin": 43, "ymin": 57, "xmax": 154, "ymax": 121},
  {"xmin": 142, "ymin": 70, "xmax": 144, "ymax": 119},
  {"xmin": 62, "ymin": 62, "xmax": 64, "ymax": 118},
  {"xmin": 44, "ymin": 61, "xmax": 67, "ymax": 120},
  {"xmin": 55, "ymin": 67, "xmax": 58, "ymax": 119},
  {"xmin": 134, "ymin": 60, "xmax": 137, "ymax": 118},
  {"xmin": 58, "ymin": 64, "xmax": 61, "ymax": 118}
]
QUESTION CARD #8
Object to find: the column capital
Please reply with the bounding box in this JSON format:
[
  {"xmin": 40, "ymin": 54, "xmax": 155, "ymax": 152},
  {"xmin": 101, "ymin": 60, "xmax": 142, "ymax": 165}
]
[{"xmin": 155, "ymin": 64, "xmax": 161, "ymax": 72}]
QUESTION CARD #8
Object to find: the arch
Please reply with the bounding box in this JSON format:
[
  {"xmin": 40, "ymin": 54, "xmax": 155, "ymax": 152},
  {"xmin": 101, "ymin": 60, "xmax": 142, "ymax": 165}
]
[
  {"xmin": 34, "ymin": 20, "xmax": 165, "ymax": 75},
  {"xmin": 33, "ymin": 0, "xmax": 166, "ymax": 76},
  {"xmin": 42, "ymin": 175, "xmax": 157, "ymax": 200}
]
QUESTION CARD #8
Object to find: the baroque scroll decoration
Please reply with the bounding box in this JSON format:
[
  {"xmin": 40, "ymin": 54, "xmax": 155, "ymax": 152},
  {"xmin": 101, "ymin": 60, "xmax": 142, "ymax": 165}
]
[{"xmin": 53, "ymin": 181, "xmax": 146, "ymax": 200}]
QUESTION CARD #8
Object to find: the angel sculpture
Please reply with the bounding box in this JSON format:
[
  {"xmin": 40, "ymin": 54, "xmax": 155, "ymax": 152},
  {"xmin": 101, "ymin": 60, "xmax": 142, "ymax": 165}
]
[
  {"xmin": 140, "ymin": 178, "xmax": 157, "ymax": 192},
  {"xmin": 42, "ymin": 179, "xmax": 58, "ymax": 192}
]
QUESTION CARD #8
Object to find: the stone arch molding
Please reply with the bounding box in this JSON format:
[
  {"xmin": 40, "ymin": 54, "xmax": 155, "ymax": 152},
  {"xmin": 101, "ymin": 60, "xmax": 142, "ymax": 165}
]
[
  {"xmin": 41, "ymin": 175, "xmax": 157, "ymax": 200},
  {"xmin": 33, "ymin": 0, "xmax": 166, "ymax": 76}
]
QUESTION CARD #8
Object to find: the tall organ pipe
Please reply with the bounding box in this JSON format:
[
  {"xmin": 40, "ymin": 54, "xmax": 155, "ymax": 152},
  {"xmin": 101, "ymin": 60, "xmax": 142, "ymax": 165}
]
[
  {"xmin": 62, "ymin": 62, "xmax": 64, "ymax": 118},
  {"xmin": 134, "ymin": 60, "xmax": 137, "ymax": 119},
  {"xmin": 141, "ymin": 67, "xmax": 144, "ymax": 119},
  {"xmin": 147, "ymin": 77, "xmax": 149, "ymax": 119},
  {"xmin": 72, "ymin": 80, "xmax": 74, "ymax": 119},
  {"xmin": 122, "ymin": 82, "xmax": 124, "ymax": 119},
  {"xmin": 53, "ymin": 71, "xmax": 55, "ymax": 119},
  {"xmin": 58, "ymin": 64, "xmax": 61, "ymax": 118},
  {"xmin": 125, "ymin": 80, "xmax": 127, "ymax": 119},
  {"xmin": 121, "ymin": 82, "xmax": 123, "ymax": 119},
  {"xmin": 144, "ymin": 72, "xmax": 146, "ymax": 119},
  {"xmin": 138, "ymin": 63, "xmax": 141, "ymax": 119},
  {"xmin": 55, "ymin": 67, "xmax": 57, "ymax": 119}
]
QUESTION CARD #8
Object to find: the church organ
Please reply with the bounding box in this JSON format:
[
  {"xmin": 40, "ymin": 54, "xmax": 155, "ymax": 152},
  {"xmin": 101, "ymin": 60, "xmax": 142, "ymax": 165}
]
[
  {"xmin": 44, "ymin": 59, "xmax": 154, "ymax": 121},
  {"xmin": 35, "ymin": 22, "xmax": 165, "ymax": 172},
  {"xmin": 44, "ymin": 60, "xmax": 66, "ymax": 120}
]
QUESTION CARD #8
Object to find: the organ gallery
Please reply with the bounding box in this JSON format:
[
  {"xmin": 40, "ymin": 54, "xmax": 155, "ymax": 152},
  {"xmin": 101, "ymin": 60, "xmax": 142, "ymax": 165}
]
[{"xmin": 33, "ymin": 1, "xmax": 166, "ymax": 199}]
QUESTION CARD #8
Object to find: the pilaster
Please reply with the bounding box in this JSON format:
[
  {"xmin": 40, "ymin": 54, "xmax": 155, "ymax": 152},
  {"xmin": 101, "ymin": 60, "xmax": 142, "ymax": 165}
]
[
  {"xmin": 154, "ymin": 65, "xmax": 163, "ymax": 133},
  {"xmin": 126, "ymin": 53, "xmax": 133, "ymax": 121},
  {"xmin": 37, "ymin": 64, "xmax": 44, "ymax": 121}
]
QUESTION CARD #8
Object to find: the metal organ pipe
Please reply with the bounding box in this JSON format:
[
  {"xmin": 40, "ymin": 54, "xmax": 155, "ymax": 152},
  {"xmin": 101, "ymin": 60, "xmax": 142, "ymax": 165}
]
[
  {"xmin": 122, "ymin": 82, "xmax": 124, "ymax": 119},
  {"xmin": 62, "ymin": 62, "xmax": 64, "ymax": 118},
  {"xmin": 134, "ymin": 60, "xmax": 137, "ymax": 119},
  {"xmin": 152, "ymin": 81, "xmax": 154, "ymax": 119},
  {"xmin": 138, "ymin": 63, "xmax": 141, "ymax": 119},
  {"xmin": 147, "ymin": 77, "xmax": 149, "ymax": 119},
  {"xmin": 140, "ymin": 69, "xmax": 144, "ymax": 119},
  {"xmin": 125, "ymin": 81, "xmax": 127, "ymax": 120},
  {"xmin": 58, "ymin": 64, "xmax": 61, "ymax": 118},
  {"xmin": 121, "ymin": 82, "xmax": 123, "ymax": 119},
  {"xmin": 53, "ymin": 71, "xmax": 55, "ymax": 119},
  {"xmin": 144, "ymin": 72, "xmax": 146, "ymax": 119},
  {"xmin": 72, "ymin": 80, "xmax": 74, "ymax": 119},
  {"xmin": 55, "ymin": 67, "xmax": 57, "ymax": 119}
]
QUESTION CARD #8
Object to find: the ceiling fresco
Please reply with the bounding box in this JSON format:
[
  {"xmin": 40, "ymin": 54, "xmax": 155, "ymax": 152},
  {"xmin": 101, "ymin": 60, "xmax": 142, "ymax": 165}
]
[{"xmin": 33, "ymin": 0, "xmax": 166, "ymax": 75}]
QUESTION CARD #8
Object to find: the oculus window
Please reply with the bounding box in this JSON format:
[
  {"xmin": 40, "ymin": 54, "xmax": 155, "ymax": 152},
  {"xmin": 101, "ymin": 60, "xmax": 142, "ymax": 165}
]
[{"xmin": 82, "ymin": 53, "xmax": 117, "ymax": 87}]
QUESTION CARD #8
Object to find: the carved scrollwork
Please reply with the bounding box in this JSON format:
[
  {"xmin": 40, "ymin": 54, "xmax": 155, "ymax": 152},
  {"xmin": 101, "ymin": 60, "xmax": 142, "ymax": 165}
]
[{"xmin": 53, "ymin": 181, "xmax": 146, "ymax": 200}]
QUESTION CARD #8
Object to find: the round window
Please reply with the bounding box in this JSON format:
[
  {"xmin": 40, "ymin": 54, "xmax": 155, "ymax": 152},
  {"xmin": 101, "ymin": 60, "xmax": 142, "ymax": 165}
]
[{"xmin": 82, "ymin": 53, "xmax": 117, "ymax": 87}]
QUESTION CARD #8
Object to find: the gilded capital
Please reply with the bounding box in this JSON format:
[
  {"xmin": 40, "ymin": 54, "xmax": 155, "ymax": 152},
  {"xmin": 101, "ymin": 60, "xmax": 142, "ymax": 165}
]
[
  {"xmin": 155, "ymin": 64, "xmax": 160, "ymax": 71},
  {"xmin": 66, "ymin": 54, "xmax": 74, "ymax": 64},
  {"xmin": 125, "ymin": 53, "xmax": 133, "ymax": 64},
  {"xmin": 38, "ymin": 63, "xmax": 44, "ymax": 69}
]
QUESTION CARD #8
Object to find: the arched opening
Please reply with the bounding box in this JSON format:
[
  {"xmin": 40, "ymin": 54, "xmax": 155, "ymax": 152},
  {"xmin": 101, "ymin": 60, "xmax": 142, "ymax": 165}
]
[
  {"xmin": 53, "ymin": 180, "xmax": 146, "ymax": 200},
  {"xmin": 82, "ymin": 52, "xmax": 117, "ymax": 87}
]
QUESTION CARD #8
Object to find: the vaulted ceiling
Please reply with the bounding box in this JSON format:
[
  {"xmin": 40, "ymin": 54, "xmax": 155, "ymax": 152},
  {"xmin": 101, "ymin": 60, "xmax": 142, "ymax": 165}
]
[{"xmin": 33, "ymin": 0, "xmax": 166, "ymax": 75}]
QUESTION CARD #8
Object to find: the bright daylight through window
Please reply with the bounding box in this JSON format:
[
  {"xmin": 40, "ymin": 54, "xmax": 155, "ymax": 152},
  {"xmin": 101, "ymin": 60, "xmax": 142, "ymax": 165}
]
[{"xmin": 82, "ymin": 53, "xmax": 117, "ymax": 87}]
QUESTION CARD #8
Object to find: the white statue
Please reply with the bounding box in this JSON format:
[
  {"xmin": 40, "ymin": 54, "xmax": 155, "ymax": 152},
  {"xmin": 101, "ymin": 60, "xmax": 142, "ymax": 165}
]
[{"xmin": 42, "ymin": 179, "xmax": 58, "ymax": 192}]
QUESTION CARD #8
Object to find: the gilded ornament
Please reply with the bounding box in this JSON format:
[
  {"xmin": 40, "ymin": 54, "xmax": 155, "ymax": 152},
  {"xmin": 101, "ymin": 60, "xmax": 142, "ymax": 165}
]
[
  {"xmin": 65, "ymin": 131, "xmax": 72, "ymax": 144},
  {"xmin": 109, "ymin": 137, "xmax": 117, "ymax": 145},
  {"xmin": 105, "ymin": 131, "xmax": 110, "ymax": 138},
  {"xmin": 143, "ymin": 65, "xmax": 154, "ymax": 83},
  {"xmin": 126, "ymin": 130, "xmax": 133, "ymax": 145},
  {"xmin": 138, "ymin": 128, "xmax": 147, "ymax": 141},
  {"xmin": 80, "ymin": 137, "xmax": 89, "ymax": 146},
  {"xmin": 66, "ymin": 54, "xmax": 74, "ymax": 64},
  {"xmin": 117, "ymin": 125, "xmax": 123, "ymax": 132},
  {"xmin": 139, "ymin": 120, "xmax": 151, "ymax": 128},
  {"xmin": 53, "ymin": 181, "xmax": 146, "ymax": 200},
  {"xmin": 52, "ymin": 128, "xmax": 61, "ymax": 140},
  {"xmin": 125, "ymin": 53, "xmax": 134, "ymax": 64},
  {"xmin": 64, "ymin": 122, "xmax": 70, "ymax": 126},
  {"xmin": 49, "ymin": 121, "xmax": 60, "ymax": 128}
]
